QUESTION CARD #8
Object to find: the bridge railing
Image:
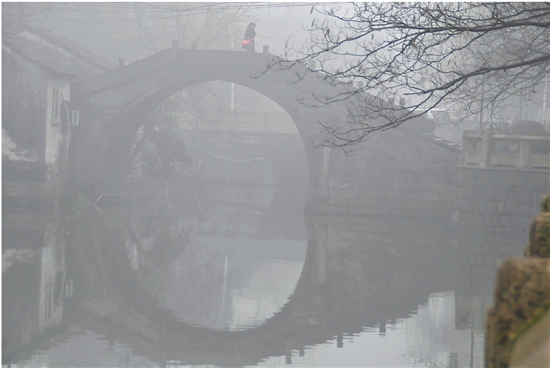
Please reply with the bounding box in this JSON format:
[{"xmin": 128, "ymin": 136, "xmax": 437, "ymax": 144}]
[{"xmin": 459, "ymin": 130, "xmax": 550, "ymax": 170}]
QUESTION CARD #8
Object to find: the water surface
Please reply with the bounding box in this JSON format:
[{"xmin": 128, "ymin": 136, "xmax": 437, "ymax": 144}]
[{"xmin": 3, "ymin": 197, "xmax": 521, "ymax": 368}]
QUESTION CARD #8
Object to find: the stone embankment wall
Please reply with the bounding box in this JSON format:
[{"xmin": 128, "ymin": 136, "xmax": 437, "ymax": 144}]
[
  {"xmin": 322, "ymin": 125, "xmax": 460, "ymax": 221},
  {"xmin": 485, "ymin": 194, "xmax": 550, "ymax": 368},
  {"xmin": 453, "ymin": 167, "xmax": 550, "ymax": 244}
]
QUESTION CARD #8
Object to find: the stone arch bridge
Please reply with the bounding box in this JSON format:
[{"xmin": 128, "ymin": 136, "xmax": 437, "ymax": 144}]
[{"xmin": 70, "ymin": 46, "xmax": 460, "ymax": 217}]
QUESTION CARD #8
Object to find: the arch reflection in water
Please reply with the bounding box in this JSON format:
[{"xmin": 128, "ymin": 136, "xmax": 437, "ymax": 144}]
[
  {"xmin": 120, "ymin": 81, "xmax": 311, "ymax": 330},
  {"xmin": 4, "ymin": 204, "xmax": 515, "ymax": 367},
  {"xmin": 127, "ymin": 232, "xmax": 307, "ymax": 331}
]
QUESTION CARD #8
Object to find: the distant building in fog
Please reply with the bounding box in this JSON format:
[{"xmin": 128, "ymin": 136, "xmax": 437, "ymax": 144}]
[{"xmin": 2, "ymin": 24, "xmax": 112, "ymax": 165}]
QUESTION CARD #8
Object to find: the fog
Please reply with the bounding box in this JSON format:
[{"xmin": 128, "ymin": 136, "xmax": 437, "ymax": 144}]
[{"xmin": 3, "ymin": 3, "xmax": 549, "ymax": 368}]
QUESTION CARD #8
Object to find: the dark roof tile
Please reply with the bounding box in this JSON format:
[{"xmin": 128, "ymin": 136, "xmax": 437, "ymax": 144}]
[
  {"xmin": 2, "ymin": 25, "xmax": 116, "ymax": 76},
  {"xmin": 3, "ymin": 30, "xmax": 78, "ymax": 76},
  {"xmin": 25, "ymin": 26, "xmax": 116, "ymax": 71}
]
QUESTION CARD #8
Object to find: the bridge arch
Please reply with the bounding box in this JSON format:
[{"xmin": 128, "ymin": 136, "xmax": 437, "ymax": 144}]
[{"xmin": 71, "ymin": 48, "xmax": 350, "ymax": 196}]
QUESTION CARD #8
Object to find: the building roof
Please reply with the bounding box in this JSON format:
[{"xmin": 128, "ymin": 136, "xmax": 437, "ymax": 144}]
[
  {"xmin": 3, "ymin": 28, "xmax": 78, "ymax": 76},
  {"xmin": 2, "ymin": 25, "xmax": 115, "ymax": 77},
  {"xmin": 25, "ymin": 26, "xmax": 116, "ymax": 71}
]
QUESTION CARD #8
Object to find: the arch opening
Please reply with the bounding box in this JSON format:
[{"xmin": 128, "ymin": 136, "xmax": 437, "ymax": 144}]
[
  {"xmin": 118, "ymin": 80, "xmax": 310, "ymax": 330},
  {"xmin": 89, "ymin": 57, "xmax": 328, "ymax": 201}
]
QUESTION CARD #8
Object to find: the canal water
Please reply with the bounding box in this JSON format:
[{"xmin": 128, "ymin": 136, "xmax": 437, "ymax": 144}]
[{"xmin": 3, "ymin": 190, "xmax": 524, "ymax": 368}]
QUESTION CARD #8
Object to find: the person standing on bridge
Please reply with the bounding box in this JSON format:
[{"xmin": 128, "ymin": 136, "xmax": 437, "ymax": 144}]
[{"xmin": 242, "ymin": 22, "xmax": 256, "ymax": 52}]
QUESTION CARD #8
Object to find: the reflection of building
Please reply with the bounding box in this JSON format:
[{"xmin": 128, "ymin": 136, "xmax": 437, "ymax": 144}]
[
  {"xmin": 403, "ymin": 291, "xmax": 484, "ymax": 368},
  {"xmin": 38, "ymin": 247, "xmax": 65, "ymax": 331},
  {"xmin": 4, "ymin": 165, "xmax": 72, "ymax": 363},
  {"xmin": 3, "ymin": 249, "xmax": 41, "ymax": 355},
  {"xmin": 3, "ymin": 244, "xmax": 72, "ymax": 362}
]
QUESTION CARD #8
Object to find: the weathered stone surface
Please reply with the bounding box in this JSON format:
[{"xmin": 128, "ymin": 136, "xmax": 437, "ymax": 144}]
[
  {"xmin": 454, "ymin": 167, "xmax": 549, "ymax": 244},
  {"xmin": 485, "ymin": 258, "xmax": 550, "ymax": 368},
  {"xmin": 525, "ymin": 212, "xmax": 550, "ymax": 258},
  {"xmin": 523, "ymin": 194, "xmax": 550, "ymax": 258},
  {"xmin": 541, "ymin": 193, "xmax": 550, "ymax": 212},
  {"xmin": 508, "ymin": 310, "xmax": 550, "ymax": 368},
  {"xmin": 323, "ymin": 127, "xmax": 459, "ymax": 218}
]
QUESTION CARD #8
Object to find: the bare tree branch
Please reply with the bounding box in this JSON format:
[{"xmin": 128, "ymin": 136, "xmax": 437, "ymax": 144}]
[{"xmin": 267, "ymin": 2, "xmax": 550, "ymax": 147}]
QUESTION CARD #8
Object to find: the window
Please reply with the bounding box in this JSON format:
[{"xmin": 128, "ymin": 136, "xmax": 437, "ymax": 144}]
[
  {"xmin": 69, "ymin": 110, "xmax": 79, "ymax": 126},
  {"xmin": 50, "ymin": 88, "xmax": 61, "ymax": 124}
]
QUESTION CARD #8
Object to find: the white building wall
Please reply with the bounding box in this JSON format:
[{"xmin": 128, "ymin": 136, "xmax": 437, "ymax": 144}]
[{"xmin": 45, "ymin": 78, "xmax": 71, "ymax": 164}]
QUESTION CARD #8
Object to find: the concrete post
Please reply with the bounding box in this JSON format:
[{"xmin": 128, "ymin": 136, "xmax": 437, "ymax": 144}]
[
  {"xmin": 479, "ymin": 132, "xmax": 491, "ymax": 167},
  {"xmin": 263, "ymin": 45, "xmax": 269, "ymax": 54},
  {"xmin": 118, "ymin": 58, "xmax": 125, "ymax": 68},
  {"xmin": 172, "ymin": 40, "xmax": 178, "ymax": 48}
]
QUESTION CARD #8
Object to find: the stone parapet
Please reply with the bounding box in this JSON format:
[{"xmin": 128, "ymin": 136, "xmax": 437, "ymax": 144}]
[
  {"xmin": 485, "ymin": 258, "xmax": 550, "ymax": 368},
  {"xmin": 508, "ymin": 310, "xmax": 550, "ymax": 367},
  {"xmin": 525, "ymin": 194, "xmax": 550, "ymax": 258},
  {"xmin": 485, "ymin": 194, "xmax": 550, "ymax": 368}
]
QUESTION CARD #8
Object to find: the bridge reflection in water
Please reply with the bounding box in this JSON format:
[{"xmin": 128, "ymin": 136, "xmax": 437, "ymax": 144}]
[{"xmin": 3, "ymin": 195, "xmax": 520, "ymax": 368}]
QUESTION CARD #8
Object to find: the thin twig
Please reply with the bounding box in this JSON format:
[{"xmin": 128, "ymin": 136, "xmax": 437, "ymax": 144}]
[
  {"xmin": 203, "ymin": 151, "xmax": 265, "ymax": 163},
  {"xmin": 93, "ymin": 191, "xmax": 133, "ymax": 213}
]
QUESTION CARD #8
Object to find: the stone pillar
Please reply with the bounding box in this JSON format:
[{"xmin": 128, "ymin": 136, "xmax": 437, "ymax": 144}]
[
  {"xmin": 525, "ymin": 194, "xmax": 550, "ymax": 258},
  {"xmin": 485, "ymin": 195, "xmax": 550, "ymax": 367},
  {"xmin": 479, "ymin": 131, "xmax": 491, "ymax": 167},
  {"xmin": 485, "ymin": 258, "xmax": 549, "ymax": 368}
]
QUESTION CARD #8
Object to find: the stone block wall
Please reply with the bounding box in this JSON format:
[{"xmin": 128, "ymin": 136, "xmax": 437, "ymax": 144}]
[
  {"xmin": 323, "ymin": 128, "xmax": 460, "ymax": 220},
  {"xmin": 453, "ymin": 166, "xmax": 550, "ymax": 244}
]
